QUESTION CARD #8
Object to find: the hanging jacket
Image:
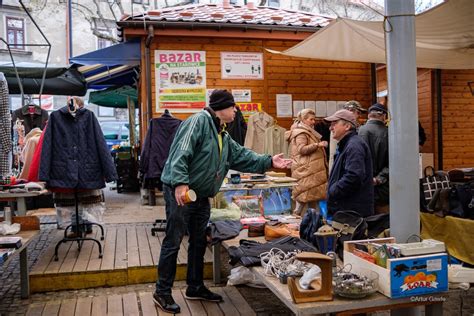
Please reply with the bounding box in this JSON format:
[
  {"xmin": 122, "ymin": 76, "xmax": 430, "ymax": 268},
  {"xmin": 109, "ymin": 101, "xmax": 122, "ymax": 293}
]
[
  {"xmin": 286, "ymin": 123, "xmax": 328, "ymax": 203},
  {"xmin": 327, "ymin": 131, "xmax": 374, "ymax": 217},
  {"xmin": 161, "ymin": 108, "xmax": 272, "ymax": 198},
  {"xmin": 226, "ymin": 107, "xmax": 247, "ymax": 146},
  {"xmin": 39, "ymin": 106, "xmax": 117, "ymax": 189},
  {"xmin": 264, "ymin": 124, "xmax": 288, "ymax": 157},
  {"xmin": 0, "ymin": 73, "xmax": 12, "ymax": 177},
  {"xmin": 12, "ymin": 105, "xmax": 48, "ymax": 135},
  {"xmin": 140, "ymin": 113, "xmax": 181, "ymax": 181},
  {"xmin": 19, "ymin": 128, "xmax": 42, "ymax": 180},
  {"xmin": 244, "ymin": 112, "xmax": 274, "ymax": 154},
  {"xmin": 28, "ymin": 125, "xmax": 47, "ymax": 182}
]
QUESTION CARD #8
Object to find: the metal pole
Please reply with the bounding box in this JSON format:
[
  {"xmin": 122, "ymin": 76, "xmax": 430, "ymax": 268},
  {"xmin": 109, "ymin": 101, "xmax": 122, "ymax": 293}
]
[
  {"xmin": 68, "ymin": 0, "xmax": 73, "ymax": 59},
  {"xmin": 385, "ymin": 0, "xmax": 420, "ymax": 244},
  {"xmin": 436, "ymin": 69, "xmax": 443, "ymax": 170}
]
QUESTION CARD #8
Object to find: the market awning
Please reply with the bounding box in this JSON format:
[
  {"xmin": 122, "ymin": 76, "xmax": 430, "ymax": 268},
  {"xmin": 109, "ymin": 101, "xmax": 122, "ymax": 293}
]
[
  {"xmin": 0, "ymin": 66, "xmax": 87, "ymax": 95},
  {"xmin": 69, "ymin": 39, "xmax": 141, "ymax": 66},
  {"xmin": 88, "ymin": 85, "xmax": 138, "ymax": 108},
  {"xmin": 70, "ymin": 39, "xmax": 141, "ymax": 89},
  {"xmin": 269, "ymin": 0, "xmax": 474, "ymax": 69}
]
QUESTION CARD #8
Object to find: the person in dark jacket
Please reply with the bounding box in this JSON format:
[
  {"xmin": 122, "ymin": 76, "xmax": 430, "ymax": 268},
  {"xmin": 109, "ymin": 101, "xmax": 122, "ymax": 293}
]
[
  {"xmin": 358, "ymin": 103, "xmax": 389, "ymax": 212},
  {"xmin": 324, "ymin": 109, "xmax": 374, "ymax": 217},
  {"xmin": 153, "ymin": 89, "xmax": 292, "ymax": 314}
]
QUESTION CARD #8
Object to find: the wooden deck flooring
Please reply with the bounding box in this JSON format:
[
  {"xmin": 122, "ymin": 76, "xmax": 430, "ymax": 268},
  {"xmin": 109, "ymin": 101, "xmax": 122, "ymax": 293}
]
[
  {"xmin": 25, "ymin": 287, "xmax": 255, "ymax": 316},
  {"xmin": 30, "ymin": 224, "xmax": 213, "ymax": 293}
]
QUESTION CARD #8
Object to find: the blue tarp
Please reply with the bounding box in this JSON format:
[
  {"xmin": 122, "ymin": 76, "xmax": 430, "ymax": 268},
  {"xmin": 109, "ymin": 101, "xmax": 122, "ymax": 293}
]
[{"xmin": 69, "ymin": 39, "xmax": 141, "ymax": 66}]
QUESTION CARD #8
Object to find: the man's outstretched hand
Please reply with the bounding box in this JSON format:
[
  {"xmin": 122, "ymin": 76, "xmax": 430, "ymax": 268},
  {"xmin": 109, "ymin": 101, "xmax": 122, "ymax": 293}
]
[{"xmin": 272, "ymin": 153, "xmax": 292, "ymax": 169}]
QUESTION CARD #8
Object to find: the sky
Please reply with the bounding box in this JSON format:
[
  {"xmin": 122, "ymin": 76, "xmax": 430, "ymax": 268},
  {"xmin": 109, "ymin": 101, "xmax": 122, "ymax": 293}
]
[{"xmin": 373, "ymin": 0, "xmax": 444, "ymax": 13}]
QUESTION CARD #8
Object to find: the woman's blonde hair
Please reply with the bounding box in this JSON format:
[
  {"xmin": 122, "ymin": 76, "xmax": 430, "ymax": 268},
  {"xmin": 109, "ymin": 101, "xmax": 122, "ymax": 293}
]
[{"xmin": 297, "ymin": 108, "xmax": 316, "ymax": 122}]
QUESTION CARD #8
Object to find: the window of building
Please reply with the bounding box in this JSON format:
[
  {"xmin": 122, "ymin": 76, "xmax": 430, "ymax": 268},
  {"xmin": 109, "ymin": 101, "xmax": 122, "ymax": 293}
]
[
  {"xmin": 97, "ymin": 37, "xmax": 113, "ymax": 49},
  {"xmin": 268, "ymin": 0, "xmax": 280, "ymax": 7},
  {"xmin": 6, "ymin": 17, "xmax": 25, "ymax": 50},
  {"xmin": 132, "ymin": 0, "xmax": 150, "ymax": 4}
]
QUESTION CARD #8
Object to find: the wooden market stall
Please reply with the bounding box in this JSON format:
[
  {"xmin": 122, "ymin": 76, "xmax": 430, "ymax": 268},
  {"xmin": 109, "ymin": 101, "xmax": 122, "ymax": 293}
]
[{"xmin": 117, "ymin": 2, "xmax": 374, "ymax": 142}]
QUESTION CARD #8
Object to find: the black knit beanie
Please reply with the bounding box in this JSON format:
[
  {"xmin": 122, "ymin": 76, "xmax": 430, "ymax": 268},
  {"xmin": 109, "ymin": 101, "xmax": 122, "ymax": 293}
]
[{"xmin": 209, "ymin": 89, "xmax": 235, "ymax": 111}]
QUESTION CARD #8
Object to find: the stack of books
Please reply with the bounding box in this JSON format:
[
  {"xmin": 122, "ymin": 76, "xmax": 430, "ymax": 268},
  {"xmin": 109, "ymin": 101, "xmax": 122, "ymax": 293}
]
[{"xmin": 0, "ymin": 236, "xmax": 22, "ymax": 249}]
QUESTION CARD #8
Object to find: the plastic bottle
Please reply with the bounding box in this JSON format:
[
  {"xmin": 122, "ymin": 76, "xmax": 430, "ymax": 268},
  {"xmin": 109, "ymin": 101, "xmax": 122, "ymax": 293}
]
[{"xmin": 4, "ymin": 206, "xmax": 12, "ymax": 225}]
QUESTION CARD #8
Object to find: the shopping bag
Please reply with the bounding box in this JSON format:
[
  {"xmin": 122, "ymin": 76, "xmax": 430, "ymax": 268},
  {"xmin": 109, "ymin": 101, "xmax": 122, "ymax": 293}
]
[{"xmin": 420, "ymin": 166, "xmax": 450, "ymax": 210}]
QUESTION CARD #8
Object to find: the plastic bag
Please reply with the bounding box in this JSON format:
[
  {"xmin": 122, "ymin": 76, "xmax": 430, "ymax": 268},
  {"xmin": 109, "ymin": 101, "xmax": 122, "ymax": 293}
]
[
  {"xmin": 299, "ymin": 264, "xmax": 321, "ymax": 290},
  {"xmin": 227, "ymin": 266, "xmax": 266, "ymax": 288}
]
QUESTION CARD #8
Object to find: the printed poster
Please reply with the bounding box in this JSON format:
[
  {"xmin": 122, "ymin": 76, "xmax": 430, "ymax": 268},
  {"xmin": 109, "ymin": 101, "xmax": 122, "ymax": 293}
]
[
  {"xmin": 221, "ymin": 52, "xmax": 263, "ymax": 79},
  {"xmin": 232, "ymin": 89, "xmax": 251, "ymax": 102},
  {"xmin": 155, "ymin": 50, "xmax": 206, "ymax": 112},
  {"xmin": 276, "ymin": 94, "xmax": 292, "ymax": 117},
  {"xmin": 293, "ymin": 101, "xmax": 304, "ymax": 117}
]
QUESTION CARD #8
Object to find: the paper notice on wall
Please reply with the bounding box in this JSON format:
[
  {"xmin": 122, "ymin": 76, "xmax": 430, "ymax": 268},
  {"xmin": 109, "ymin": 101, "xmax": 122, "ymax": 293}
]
[
  {"xmin": 337, "ymin": 101, "xmax": 347, "ymax": 110},
  {"xmin": 315, "ymin": 101, "xmax": 327, "ymax": 117},
  {"xmin": 326, "ymin": 101, "xmax": 337, "ymax": 116},
  {"xmin": 293, "ymin": 101, "xmax": 304, "ymax": 117},
  {"xmin": 221, "ymin": 52, "xmax": 263, "ymax": 79},
  {"xmin": 304, "ymin": 101, "xmax": 316, "ymax": 111},
  {"xmin": 232, "ymin": 89, "xmax": 252, "ymax": 102},
  {"xmin": 276, "ymin": 94, "xmax": 293, "ymax": 117}
]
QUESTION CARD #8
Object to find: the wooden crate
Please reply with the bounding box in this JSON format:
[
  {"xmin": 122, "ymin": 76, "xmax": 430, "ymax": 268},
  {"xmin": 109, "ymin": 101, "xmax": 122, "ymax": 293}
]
[{"xmin": 343, "ymin": 237, "xmax": 448, "ymax": 299}]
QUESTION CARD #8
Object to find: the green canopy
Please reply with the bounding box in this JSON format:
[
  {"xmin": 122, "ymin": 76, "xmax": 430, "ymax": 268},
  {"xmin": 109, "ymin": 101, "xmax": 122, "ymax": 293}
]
[{"xmin": 88, "ymin": 85, "xmax": 138, "ymax": 108}]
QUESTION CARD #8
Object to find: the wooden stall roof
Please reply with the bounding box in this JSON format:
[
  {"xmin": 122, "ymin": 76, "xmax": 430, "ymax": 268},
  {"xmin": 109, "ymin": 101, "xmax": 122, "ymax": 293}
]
[{"xmin": 118, "ymin": 3, "xmax": 332, "ymax": 37}]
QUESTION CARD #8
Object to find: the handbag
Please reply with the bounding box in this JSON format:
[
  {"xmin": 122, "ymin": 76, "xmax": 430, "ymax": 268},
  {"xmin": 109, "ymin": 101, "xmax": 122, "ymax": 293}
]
[
  {"xmin": 448, "ymin": 182, "xmax": 474, "ymax": 219},
  {"xmin": 420, "ymin": 166, "xmax": 450, "ymax": 210},
  {"xmin": 330, "ymin": 210, "xmax": 368, "ymax": 259}
]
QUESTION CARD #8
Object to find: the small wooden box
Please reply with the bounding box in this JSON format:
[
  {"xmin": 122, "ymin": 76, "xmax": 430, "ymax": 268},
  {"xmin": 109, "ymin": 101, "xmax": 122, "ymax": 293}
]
[{"xmin": 344, "ymin": 237, "xmax": 448, "ymax": 299}]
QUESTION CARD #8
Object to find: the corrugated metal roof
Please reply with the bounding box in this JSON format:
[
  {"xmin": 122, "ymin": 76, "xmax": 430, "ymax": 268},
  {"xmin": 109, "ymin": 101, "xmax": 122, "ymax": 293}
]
[{"xmin": 118, "ymin": 4, "xmax": 332, "ymax": 30}]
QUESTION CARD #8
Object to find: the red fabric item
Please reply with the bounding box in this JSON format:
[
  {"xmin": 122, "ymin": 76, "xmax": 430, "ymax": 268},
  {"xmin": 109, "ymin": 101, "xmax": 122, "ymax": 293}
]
[{"xmin": 27, "ymin": 125, "xmax": 46, "ymax": 182}]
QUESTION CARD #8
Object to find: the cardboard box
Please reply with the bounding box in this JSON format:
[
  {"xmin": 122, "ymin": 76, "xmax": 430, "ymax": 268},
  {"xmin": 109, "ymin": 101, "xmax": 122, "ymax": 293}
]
[{"xmin": 344, "ymin": 238, "xmax": 448, "ymax": 299}]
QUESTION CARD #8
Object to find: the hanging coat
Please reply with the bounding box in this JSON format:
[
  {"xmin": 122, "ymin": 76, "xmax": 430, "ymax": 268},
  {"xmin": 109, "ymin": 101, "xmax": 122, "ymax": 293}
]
[
  {"xmin": 39, "ymin": 106, "xmax": 117, "ymax": 189},
  {"xmin": 226, "ymin": 107, "xmax": 247, "ymax": 146},
  {"xmin": 140, "ymin": 113, "xmax": 181, "ymax": 181},
  {"xmin": 0, "ymin": 72, "xmax": 12, "ymax": 177},
  {"xmin": 12, "ymin": 105, "xmax": 49, "ymax": 135}
]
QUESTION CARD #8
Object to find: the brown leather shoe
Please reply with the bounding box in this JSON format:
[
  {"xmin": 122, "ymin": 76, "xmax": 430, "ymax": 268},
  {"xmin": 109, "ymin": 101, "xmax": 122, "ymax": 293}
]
[
  {"xmin": 264, "ymin": 223, "xmax": 299, "ymax": 241},
  {"xmin": 248, "ymin": 223, "xmax": 265, "ymax": 237}
]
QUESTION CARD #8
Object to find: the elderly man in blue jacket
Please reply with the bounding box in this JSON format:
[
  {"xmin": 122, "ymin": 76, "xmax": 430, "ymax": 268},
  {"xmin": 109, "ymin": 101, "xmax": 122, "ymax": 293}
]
[
  {"xmin": 153, "ymin": 89, "xmax": 292, "ymax": 314},
  {"xmin": 324, "ymin": 109, "xmax": 374, "ymax": 218}
]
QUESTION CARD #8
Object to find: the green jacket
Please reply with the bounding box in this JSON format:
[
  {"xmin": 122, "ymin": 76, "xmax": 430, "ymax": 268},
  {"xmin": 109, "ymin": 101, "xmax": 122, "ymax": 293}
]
[{"xmin": 161, "ymin": 110, "xmax": 272, "ymax": 198}]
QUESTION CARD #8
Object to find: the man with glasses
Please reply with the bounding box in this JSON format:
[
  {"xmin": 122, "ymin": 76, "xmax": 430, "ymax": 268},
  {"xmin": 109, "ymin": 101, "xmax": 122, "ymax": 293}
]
[
  {"xmin": 324, "ymin": 109, "xmax": 374, "ymax": 217},
  {"xmin": 327, "ymin": 100, "xmax": 367, "ymax": 172}
]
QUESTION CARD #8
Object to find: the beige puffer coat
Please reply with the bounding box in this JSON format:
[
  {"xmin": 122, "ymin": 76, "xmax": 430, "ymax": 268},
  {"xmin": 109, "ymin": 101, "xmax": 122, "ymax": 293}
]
[{"xmin": 285, "ymin": 123, "xmax": 328, "ymax": 203}]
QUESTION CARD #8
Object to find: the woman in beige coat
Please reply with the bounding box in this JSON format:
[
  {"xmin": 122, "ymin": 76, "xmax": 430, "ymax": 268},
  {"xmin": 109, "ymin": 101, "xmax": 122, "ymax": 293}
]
[{"xmin": 286, "ymin": 109, "xmax": 328, "ymax": 215}]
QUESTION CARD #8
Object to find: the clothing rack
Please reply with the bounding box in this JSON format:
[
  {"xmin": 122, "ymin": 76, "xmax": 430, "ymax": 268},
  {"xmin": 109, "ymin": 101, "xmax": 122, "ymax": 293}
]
[{"xmin": 53, "ymin": 188, "xmax": 104, "ymax": 261}]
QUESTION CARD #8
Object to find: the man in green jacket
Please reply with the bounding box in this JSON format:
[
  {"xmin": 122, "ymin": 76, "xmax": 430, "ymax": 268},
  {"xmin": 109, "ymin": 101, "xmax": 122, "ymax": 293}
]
[{"xmin": 153, "ymin": 90, "xmax": 292, "ymax": 313}]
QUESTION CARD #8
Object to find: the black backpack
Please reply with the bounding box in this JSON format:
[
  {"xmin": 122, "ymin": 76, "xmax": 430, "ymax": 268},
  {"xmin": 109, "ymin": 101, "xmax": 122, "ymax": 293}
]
[{"xmin": 299, "ymin": 208, "xmax": 324, "ymax": 249}]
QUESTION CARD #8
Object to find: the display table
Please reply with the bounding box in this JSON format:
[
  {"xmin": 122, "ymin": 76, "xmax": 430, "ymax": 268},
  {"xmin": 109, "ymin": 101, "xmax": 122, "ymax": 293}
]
[
  {"xmin": 0, "ymin": 190, "xmax": 48, "ymax": 216},
  {"xmin": 1, "ymin": 229, "xmax": 39, "ymax": 298},
  {"xmin": 215, "ymin": 230, "xmax": 445, "ymax": 316},
  {"xmin": 421, "ymin": 212, "xmax": 474, "ymax": 265}
]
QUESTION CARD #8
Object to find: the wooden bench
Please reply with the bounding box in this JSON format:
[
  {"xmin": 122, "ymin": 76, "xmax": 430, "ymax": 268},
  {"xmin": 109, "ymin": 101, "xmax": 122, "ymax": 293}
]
[
  {"xmin": 1, "ymin": 216, "xmax": 40, "ymax": 299},
  {"xmin": 217, "ymin": 230, "xmax": 445, "ymax": 316}
]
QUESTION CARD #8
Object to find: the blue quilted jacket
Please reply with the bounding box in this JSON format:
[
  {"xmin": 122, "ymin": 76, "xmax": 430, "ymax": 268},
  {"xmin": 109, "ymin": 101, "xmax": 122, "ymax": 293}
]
[{"xmin": 39, "ymin": 106, "xmax": 117, "ymax": 189}]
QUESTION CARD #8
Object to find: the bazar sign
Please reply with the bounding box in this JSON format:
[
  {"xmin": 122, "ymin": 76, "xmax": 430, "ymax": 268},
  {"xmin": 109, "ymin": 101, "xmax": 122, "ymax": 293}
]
[{"xmin": 155, "ymin": 50, "xmax": 207, "ymax": 112}]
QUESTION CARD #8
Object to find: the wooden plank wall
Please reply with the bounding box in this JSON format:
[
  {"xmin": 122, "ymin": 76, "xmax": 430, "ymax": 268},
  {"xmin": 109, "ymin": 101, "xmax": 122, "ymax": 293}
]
[
  {"xmin": 139, "ymin": 37, "xmax": 372, "ymax": 134},
  {"xmin": 439, "ymin": 69, "xmax": 474, "ymax": 169},
  {"xmin": 376, "ymin": 68, "xmax": 434, "ymax": 153}
]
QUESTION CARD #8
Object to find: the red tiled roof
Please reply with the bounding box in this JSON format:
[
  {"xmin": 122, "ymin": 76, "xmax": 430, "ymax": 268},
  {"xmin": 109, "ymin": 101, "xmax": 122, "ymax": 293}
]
[{"xmin": 119, "ymin": 4, "xmax": 332, "ymax": 30}]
